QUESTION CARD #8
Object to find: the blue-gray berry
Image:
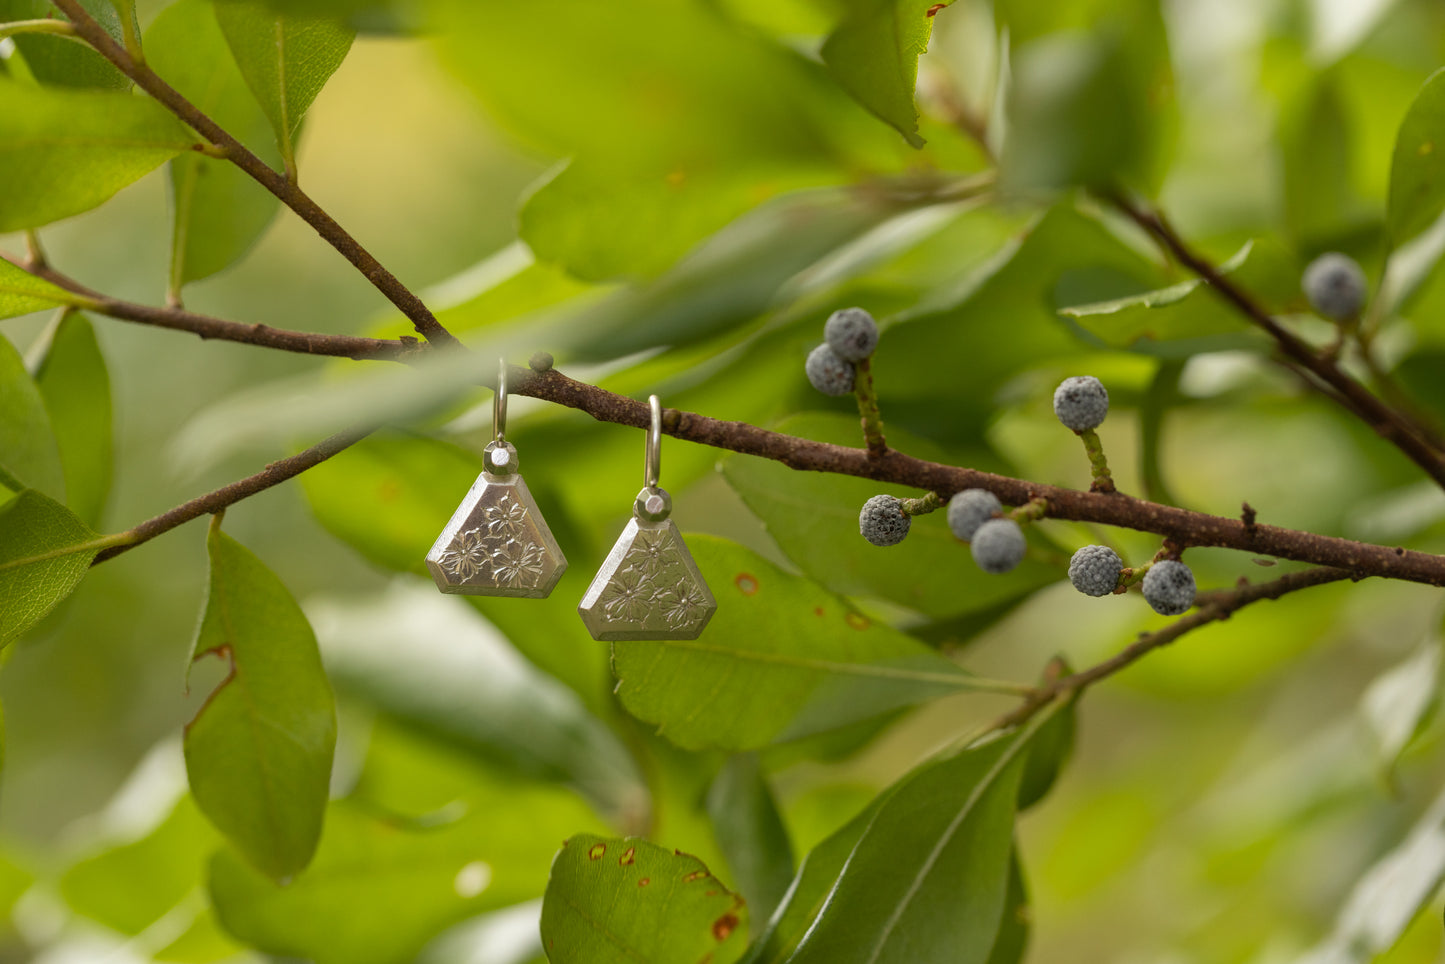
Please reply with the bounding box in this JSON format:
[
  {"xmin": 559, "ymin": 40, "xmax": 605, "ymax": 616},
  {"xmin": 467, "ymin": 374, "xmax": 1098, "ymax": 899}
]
[
  {"xmin": 947, "ymin": 488, "xmax": 1002, "ymax": 542},
  {"xmin": 1053, "ymin": 376, "xmax": 1109, "ymax": 432},
  {"xmin": 1068, "ymin": 545, "xmax": 1123, "ymax": 597},
  {"xmin": 806, "ymin": 343, "xmax": 856, "ymax": 397},
  {"xmin": 824, "ymin": 307, "xmax": 879, "ymax": 362},
  {"xmin": 971, "ymin": 518, "xmax": 1026, "ymax": 574},
  {"xmin": 1303, "ymin": 252, "xmax": 1367, "ymax": 322},
  {"xmin": 1142, "ymin": 559, "xmax": 1196, "ymax": 616},
  {"xmin": 860, "ymin": 494, "xmax": 910, "ymax": 546}
]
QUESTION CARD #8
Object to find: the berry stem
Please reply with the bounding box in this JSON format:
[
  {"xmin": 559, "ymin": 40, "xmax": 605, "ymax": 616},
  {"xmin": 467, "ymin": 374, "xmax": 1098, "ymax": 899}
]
[
  {"xmin": 1115, "ymin": 563, "xmax": 1150, "ymax": 593},
  {"xmin": 853, "ymin": 356, "xmax": 888, "ymax": 458},
  {"xmin": 1079, "ymin": 429, "xmax": 1116, "ymax": 493},
  {"xmin": 900, "ymin": 492, "xmax": 944, "ymax": 516},
  {"xmin": 1009, "ymin": 497, "xmax": 1049, "ymax": 524}
]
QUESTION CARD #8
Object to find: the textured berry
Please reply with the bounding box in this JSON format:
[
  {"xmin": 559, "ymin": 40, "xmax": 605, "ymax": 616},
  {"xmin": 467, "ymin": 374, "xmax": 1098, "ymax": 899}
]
[
  {"xmin": 806, "ymin": 343, "xmax": 856, "ymax": 397},
  {"xmin": 1053, "ymin": 376, "xmax": 1109, "ymax": 432},
  {"xmin": 1068, "ymin": 545, "xmax": 1123, "ymax": 597},
  {"xmin": 859, "ymin": 495, "xmax": 910, "ymax": 547},
  {"xmin": 824, "ymin": 307, "xmax": 879, "ymax": 362},
  {"xmin": 971, "ymin": 518, "xmax": 1026, "ymax": 574},
  {"xmin": 1142, "ymin": 560, "xmax": 1196, "ymax": 616},
  {"xmin": 947, "ymin": 488, "xmax": 1002, "ymax": 542},
  {"xmin": 1303, "ymin": 252, "xmax": 1367, "ymax": 322}
]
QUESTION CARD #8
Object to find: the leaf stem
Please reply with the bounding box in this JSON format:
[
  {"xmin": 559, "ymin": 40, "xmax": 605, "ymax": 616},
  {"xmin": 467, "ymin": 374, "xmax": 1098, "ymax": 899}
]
[{"xmin": 0, "ymin": 18, "xmax": 79, "ymax": 41}]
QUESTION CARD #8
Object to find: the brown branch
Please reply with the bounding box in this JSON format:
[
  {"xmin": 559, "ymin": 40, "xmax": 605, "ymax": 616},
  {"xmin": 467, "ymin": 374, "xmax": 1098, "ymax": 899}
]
[
  {"xmin": 992, "ymin": 566, "xmax": 1356, "ymax": 730},
  {"xmin": 1105, "ymin": 192, "xmax": 1445, "ymax": 488},
  {"xmin": 510, "ymin": 367, "xmax": 1445, "ymax": 587},
  {"xmin": 48, "ymin": 0, "xmax": 459, "ymax": 350},
  {"xmin": 93, "ymin": 426, "xmax": 373, "ymax": 563},
  {"xmin": 7, "ymin": 254, "xmax": 415, "ymax": 362}
]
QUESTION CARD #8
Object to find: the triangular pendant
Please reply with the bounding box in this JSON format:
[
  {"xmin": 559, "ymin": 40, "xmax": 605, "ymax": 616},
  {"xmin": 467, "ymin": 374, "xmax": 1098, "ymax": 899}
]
[
  {"xmin": 578, "ymin": 517, "xmax": 716, "ymax": 640},
  {"xmin": 426, "ymin": 467, "xmax": 567, "ymax": 598}
]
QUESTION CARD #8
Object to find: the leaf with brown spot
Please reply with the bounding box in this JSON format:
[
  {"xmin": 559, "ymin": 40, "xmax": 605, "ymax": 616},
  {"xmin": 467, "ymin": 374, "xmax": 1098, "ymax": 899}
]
[
  {"xmin": 184, "ymin": 522, "xmax": 336, "ymax": 882},
  {"xmin": 541, "ymin": 834, "xmax": 748, "ymax": 964}
]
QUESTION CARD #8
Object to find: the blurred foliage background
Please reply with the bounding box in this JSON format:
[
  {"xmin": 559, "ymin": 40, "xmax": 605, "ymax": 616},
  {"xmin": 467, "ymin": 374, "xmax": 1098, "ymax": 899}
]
[{"xmin": 5, "ymin": 0, "xmax": 1445, "ymax": 961}]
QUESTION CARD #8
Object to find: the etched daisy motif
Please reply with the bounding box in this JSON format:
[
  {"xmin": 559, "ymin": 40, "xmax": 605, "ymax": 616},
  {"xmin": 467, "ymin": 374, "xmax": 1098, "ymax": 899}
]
[
  {"xmin": 626, "ymin": 528, "xmax": 681, "ymax": 579},
  {"xmin": 483, "ymin": 494, "xmax": 530, "ymax": 542},
  {"xmin": 660, "ymin": 580, "xmax": 710, "ymax": 629},
  {"xmin": 600, "ymin": 566, "xmax": 656, "ymax": 624},
  {"xmin": 439, "ymin": 527, "xmax": 490, "ymax": 580},
  {"xmin": 492, "ymin": 539, "xmax": 546, "ymax": 588}
]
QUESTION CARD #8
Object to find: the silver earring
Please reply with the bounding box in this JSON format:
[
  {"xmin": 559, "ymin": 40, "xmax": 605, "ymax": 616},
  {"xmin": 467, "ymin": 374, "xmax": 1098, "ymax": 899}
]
[
  {"xmin": 579, "ymin": 395, "xmax": 716, "ymax": 640},
  {"xmin": 426, "ymin": 360, "xmax": 568, "ymax": 597}
]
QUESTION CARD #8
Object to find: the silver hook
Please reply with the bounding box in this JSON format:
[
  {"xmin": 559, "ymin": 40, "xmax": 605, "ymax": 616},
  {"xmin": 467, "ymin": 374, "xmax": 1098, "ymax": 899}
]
[
  {"xmin": 645, "ymin": 395, "xmax": 661, "ymax": 489},
  {"xmin": 493, "ymin": 359, "xmax": 508, "ymax": 443}
]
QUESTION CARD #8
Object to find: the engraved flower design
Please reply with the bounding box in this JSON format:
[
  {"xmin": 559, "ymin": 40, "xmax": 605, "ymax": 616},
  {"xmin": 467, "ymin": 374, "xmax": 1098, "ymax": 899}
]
[
  {"xmin": 493, "ymin": 539, "xmax": 546, "ymax": 588},
  {"xmin": 483, "ymin": 494, "xmax": 530, "ymax": 542},
  {"xmin": 626, "ymin": 528, "xmax": 680, "ymax": 579},
  {"xmin": 661, "ymin": 579, "xmax": 710, "ymax": 629},
  {"xmin": 600, "ymin": 566, "xmax": 656, "ymax": 624},
  {"xmin": 439, "ymin": 527, "xmax": 490, "ymax": 581}
]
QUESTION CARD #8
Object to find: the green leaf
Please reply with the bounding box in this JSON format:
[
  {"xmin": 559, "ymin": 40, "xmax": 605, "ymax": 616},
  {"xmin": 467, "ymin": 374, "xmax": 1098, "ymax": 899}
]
[
  {"xmin": 613, "ymin": 536, "xmax": 1009, "ymax": 751},
  {"xmin": 821, "ymin": 0, "xmax": 950, "ymax": 148},
  {"xmin": 213, "ymin": 0, "xmax": 354, "ymax": 175},
  {"xmin": 184, "ymin": 525, "xmax": 337, "ymax": 882},
  {"xmin": 0, "ymin": 489, "xmax": 100, "ymax": 648},
  {"xmin": 0, "ymin": 0, "xmax": 128, "ymax": 89},
  {"xmin": 0, "ymin": 257, "xmax": 86, "ymax": 320},
  {"xmin": 707, "ymin": 755, "xmax": 795, "ymax": 925},
  {"xmin": 0, "ymin": 332, "xmax": 63, "ymax": 498},
  {"xmin": 1016, "ymin": 684, "xmax": 1075, "ymax": 811},
  {"xmin": 784, "ymin": 722, "xmax": 1037, "ymax": 964},
  {"xmin": 722, "ymin": 414, "xmax": 1056, "ymax": 621},
  {"xmin": 984, "ymin": 853, "xmax": 1029, "ymax": 964},
  {"xmin": 33, "ymin": 313, "xmax": 112, "ymax": 526},
  {"xmin": 1389, "ymin": 68, "xmax": 1445, "ymax": 247},
  {"xmin": 60, "ymin": 795, "xmax": 216, "ymax": 934},
  {"xmin": 309, "ymin": 581, "xmax": 644, "ymax": 821},
  {"xmin": 0, "ymin": 77, "xmax": 196, "ymax": 231},
  {"xmin": 1279, "ymin": 72, "xmax": 1363, "ymax": 245},
  {"xmin": 1293, "ymin": 783, "xmax": 1445, "ymax": 963},
  {"xmin": 212, "ymin": 789, "xmax": 602, "ymax": 964},
  {"xmin": 540, "ymin": 834, "xmax": 748, "ymax": 964},
  {"xmin": 1359, "ymin": 631, "xmax": 1442, "ymax": 779},
  {"xmin": 148, "ymin": 0, "xmax": 283, "ymax": 287}
]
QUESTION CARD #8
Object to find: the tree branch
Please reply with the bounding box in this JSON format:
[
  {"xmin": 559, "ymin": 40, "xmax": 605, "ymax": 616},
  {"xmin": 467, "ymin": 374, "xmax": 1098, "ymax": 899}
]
[
  {"xmin": 7, "ymin": 254, "xmax": 416, "ymax": 361},
  {"xmin": 991, "ymin": 566, "xmax": 1356, "ymax": 730},
  {"xmin": 93, "ymin": 426, "xmax": 373, "ymax": 563},
  {"xmin": 48, "ymin": 0, "xmax": 460, "ymax": 350},
  {"xmin": 1105, "ymin": 191, "xmax": 1445, "ymax": 489}
]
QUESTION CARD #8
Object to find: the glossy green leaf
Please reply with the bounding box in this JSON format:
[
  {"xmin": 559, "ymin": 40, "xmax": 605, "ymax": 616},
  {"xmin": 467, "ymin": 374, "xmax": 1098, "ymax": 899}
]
[
  {"xmin": 148, "ymin": 0, "xmax": 283, "ymax": 287},
  {"xmin": 984, "ymin": 853, "xmax": 1029, "ymax": 964},
  {"xmin": 1016, "ymin": 676, "xmax": 1075, "ymax": 811},
  {"xmin": 0, "ymin": 489, "xmax": 99, "ymax": 648},
  {"xmin": 60, "ymin": 795, "xmax": 216, "ymax": 934},
  {"xmin": 430, "ymin": 0, "xmax": 901, "ymax": 279},
  {"xmin": 722, "ymin": 414, "xmax": 1056, "ymax": 621},
  {"xmin": 33, "ymin": 313, "xmax": 112, "ymax": 526},
  {"xmin": 0, "ymin": 0, "xmax": 128, "ymax": 89},
  {"xmin": 184, "ymin": 525, "xmax": 337, "ymax": 882},
  {"xmin": 0, "ymin": 77, "xmax": 196, "ymax": 231},
  {"xmin": 0, "ymin": 257, "xmax": 85, "ymax": 320},
  {"xmin": 821, "ymin": 0, "xmax": 950, "ymax": 148},
  {"xmin": 707, "ymin": 755, "xmax": 795, "ymax": 925},
  {"xmin": 1293, "ymin": 784, "xmax": 1445, "ymax": 964},
  {"xmin": 298, "ymin": 431, "xmax": 613, "ymax": 715},
  {"xmin": 212, "ymin": 789, "xmax": 602, "ymax": 964},
  {"xmin": 1359, "ymin": 631, "xmax": 1442, "ymax": 778},
  {"xmin": 1388, "ymin": 68, "xmax": 1445, "ymax": 247},
  {"xmin": 0, "ymin": 332, "xmax": 63, "ymax": 498},
  {"xmin": 613, "ymin": 536, "xmax": 1007, "ymax": 751},
  {"xmin": 540, "ymin": 834, "xmax": 748, "ymax": 964},
  {"xmin": 785, "ymin": 722, "xmax": 1038, "ymax": 964},
  {"xmin": 214, "ymin": 0, "xmax": 354, "ymax": 173},
  {"xmin": 309, "ymin": 581, "xmax": 644, "ymax": 820}
]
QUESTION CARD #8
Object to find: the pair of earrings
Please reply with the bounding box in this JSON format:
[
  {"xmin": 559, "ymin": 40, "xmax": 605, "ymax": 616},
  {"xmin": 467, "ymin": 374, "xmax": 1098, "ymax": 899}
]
[{"xmin": 424, "ymin": 361, "xmax": 716, "ymax": 641}]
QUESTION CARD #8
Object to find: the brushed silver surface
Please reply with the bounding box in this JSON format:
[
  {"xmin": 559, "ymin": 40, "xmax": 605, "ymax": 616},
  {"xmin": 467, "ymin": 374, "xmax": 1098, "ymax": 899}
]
[
  {"xmin": 578, "ymin": 516, "xmax": 716, "ymax": 641},
  {"xmin": 426, "ymin": 471, "xmax": 567, "ymax": 598}
]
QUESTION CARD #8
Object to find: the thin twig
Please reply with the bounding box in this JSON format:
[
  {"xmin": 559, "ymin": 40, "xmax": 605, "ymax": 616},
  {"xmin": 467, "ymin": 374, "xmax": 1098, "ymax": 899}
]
[
  {"xmin": 991, "ymin": 567, "xmax": 1356, "ymax": 730},
  {"xmin": 92, "ymin": 426, "xmax": 374, "ymax": 563},
  {"xmin": 48, "ymin": 0, "xmax": 460, "ymax": 350}
]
